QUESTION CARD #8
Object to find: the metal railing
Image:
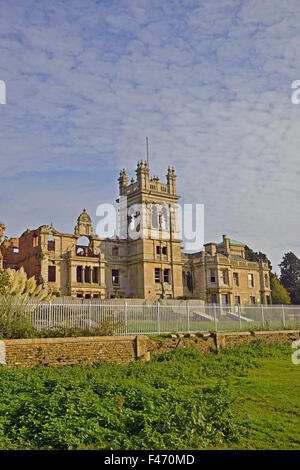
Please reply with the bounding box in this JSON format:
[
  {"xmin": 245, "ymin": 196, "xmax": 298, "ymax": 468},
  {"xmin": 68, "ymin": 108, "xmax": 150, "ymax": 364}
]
[{"xmin": 17, "ymin": 301, "xmax": 300, "ymax": 335}]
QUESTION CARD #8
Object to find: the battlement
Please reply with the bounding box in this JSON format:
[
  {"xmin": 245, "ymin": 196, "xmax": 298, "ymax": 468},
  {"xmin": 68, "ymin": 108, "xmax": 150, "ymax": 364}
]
[{"xmin": 119, "ymin": 161, "xmax": 177, "ymax": 197}]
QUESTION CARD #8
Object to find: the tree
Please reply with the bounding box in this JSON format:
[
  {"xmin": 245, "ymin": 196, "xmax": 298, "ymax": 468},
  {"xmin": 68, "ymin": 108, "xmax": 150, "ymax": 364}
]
[
  {"xmin": 244, "ymin": 245, "xmax": 273, "ymax": 272},
  {"xmin": 279, "ymin": 252, "xmax": 300, "ymax": 305},
  {"xmin": 270, "ymin": 276, "xmax": 291, "ymax": 304}
]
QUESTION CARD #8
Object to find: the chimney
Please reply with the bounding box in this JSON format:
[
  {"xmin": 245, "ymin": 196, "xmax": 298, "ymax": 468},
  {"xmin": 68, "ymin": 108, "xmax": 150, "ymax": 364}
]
[
  {"xmin": 204, "ymin": 243, "xmax": 216, "ymax": 256},
  {"xmin": 223, "ymin": 235, "xmax": 230, "ymax": 255}
]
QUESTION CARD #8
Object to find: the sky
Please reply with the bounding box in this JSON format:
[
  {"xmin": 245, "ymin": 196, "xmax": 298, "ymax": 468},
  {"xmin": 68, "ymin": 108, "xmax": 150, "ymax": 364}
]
[{"xmin": 0, "ymin": 0, "xmax": 300, "ymax": 273}]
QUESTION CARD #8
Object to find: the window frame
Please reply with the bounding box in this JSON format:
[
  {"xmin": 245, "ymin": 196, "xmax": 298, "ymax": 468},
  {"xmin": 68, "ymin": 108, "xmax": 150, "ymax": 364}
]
[
  {"xmin": 112, "ymin": 269, "xmax": 119, "ymax": 285},
  {"xmin": 154, "ymin": 268, "xmax": 161, "ymax": 283}
]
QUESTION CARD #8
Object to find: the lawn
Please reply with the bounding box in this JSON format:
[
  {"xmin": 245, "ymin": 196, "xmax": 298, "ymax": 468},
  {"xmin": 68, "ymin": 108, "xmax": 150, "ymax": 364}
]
[
  {"xmin": 0, "ymin": 341, "xmax": 299, "ymax": 450},
  {"xmin": 207, "ymin": 349, "xmax": 300, "ymax": 449}
]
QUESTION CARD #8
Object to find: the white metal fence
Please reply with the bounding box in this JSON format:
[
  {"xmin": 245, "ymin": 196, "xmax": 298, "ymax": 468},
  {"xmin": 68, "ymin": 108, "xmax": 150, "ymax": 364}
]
[{"xmin": 18, "ymin": 301, "xmax": 300, "ymax": 335}]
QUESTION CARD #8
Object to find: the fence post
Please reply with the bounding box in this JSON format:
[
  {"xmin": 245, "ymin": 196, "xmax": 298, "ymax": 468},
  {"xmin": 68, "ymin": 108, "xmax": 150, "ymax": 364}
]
[
  {"xmin": 157, "ymin": 302, "xmax": 160, "ymax": 335},
  {"xmin": 89, "ymin": 301, "xmax": 92, "ymax": 329},
  {"xmin": 49, "ymin": 300, "xmax": 52, "ymax": 329},
  {"xmin": 213, "ymin": 304, "xmax": 217, "ymax": 331},
  {"xmin": 124, "ymin": 301, "xmax": 128, "ymax": 335},
  {"xmin": 187, "ymin": 301, "xmax": 190, "ymax": 333},
  {"xmin": 238, "ymin": 304, "xmax": 242, "ymax": 330},
  {"xmin": 261, "ymin": 303, "xmax": 265, "ymax": 328},
  {"xmin": 281, "ymin": 304, "xmax": 286, "ymax": 328}
]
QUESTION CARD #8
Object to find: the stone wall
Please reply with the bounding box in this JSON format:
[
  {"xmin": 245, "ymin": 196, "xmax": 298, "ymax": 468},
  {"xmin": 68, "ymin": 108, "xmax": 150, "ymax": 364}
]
[
  {"xmin": 0, "ymin": 335, "xmax": 148, "ymax": 368},
  {"xmin": 0, "ymin": 330, "xmax": 299, "ymax": 368},
  {"xmin": 148, "ymin": 330, "xmax": 300, "ymax": 356},
  {"xmin": 215, "ymin": 330, "xmax": 300, "ymax": 349}
]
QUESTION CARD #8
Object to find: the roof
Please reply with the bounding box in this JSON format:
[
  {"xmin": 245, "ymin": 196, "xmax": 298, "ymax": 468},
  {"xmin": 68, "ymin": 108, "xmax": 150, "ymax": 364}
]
[{"xmin": 217, "ymin": 239, "xmax": 245, "ymax": 247}]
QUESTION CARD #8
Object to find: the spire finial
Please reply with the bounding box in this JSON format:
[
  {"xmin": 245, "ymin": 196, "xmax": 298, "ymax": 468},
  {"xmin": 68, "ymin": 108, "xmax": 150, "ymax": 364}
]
[{"xmin": 146, "ymin": 137, "xmax": 149, "ymax": 167}]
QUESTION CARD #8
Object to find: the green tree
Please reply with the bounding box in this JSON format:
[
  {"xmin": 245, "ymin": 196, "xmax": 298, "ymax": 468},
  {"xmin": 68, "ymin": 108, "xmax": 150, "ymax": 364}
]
[
  {"xmin": 279, "ymin": 252, "xmax": 300, "ymax": 305},
  {"xmin": 270, "ymin": 276, "xmax": 291, "ymax": 304},
  {"xmin": 244, "ymin": 245, "xmax": 272, "ymax": 272}
]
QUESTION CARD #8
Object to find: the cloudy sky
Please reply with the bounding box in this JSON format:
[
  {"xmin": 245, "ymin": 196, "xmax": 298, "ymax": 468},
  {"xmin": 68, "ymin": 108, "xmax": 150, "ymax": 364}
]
[{"xmin": 0, "ymin": 0, "xmax": 300, "ymax": 272}]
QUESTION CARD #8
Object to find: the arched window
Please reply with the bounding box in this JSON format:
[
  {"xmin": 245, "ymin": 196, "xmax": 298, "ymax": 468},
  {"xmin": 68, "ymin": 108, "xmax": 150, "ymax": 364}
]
[
  {"xmin": 77, "ymin": 236, "xmax": 89, "ymax": 246},
  {"xmin": 76, "ymin": 236, "xmax": 90, "ymax": 256}
]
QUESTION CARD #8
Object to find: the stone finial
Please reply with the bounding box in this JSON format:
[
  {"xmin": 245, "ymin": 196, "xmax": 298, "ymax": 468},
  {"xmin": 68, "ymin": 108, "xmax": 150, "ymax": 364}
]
[{"xmin": 74, "ymin": 209, "xmax": 93, "ymax": 237}]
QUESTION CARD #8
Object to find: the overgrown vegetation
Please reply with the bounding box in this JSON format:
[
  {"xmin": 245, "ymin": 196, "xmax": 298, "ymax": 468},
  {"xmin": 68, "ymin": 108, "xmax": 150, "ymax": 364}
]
[
  {"xmin": 0, "ymin": 267, "xmax": 52, "ymax": 301},
  {"xmin": 0, "ymin": 267, "xmax": 53, "ymax": 338},
  {"xmin": 0, "ymin": 342, "xmax": 298, "ymax": 450},
  {"xmin": 0, "ymin": 320, "xmax": 123, "ymax": 340},
  {"xmin": 0, "ymin": 268, "xmax": 123, "ymax": 338}
]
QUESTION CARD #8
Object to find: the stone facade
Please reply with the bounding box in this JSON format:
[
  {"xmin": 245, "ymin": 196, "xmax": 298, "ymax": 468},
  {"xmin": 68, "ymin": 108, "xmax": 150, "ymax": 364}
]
[
  {"xmin": 182, "ymin": 235, "xmax": 271, "ymax": 305},
  {"xmin": 0, "ymin": 162, "xmax": 271, "ymax": 304}
]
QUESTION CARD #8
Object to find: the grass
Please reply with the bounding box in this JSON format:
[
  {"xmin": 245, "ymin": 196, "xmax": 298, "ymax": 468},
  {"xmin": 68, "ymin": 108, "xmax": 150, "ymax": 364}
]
[
  {"xmin": 0, "ymin": 341, "xmax": 299, "ymax": 450},
  {"xmin": 212, "ymin": 354, "xmax": 300, "ymax": 449}
]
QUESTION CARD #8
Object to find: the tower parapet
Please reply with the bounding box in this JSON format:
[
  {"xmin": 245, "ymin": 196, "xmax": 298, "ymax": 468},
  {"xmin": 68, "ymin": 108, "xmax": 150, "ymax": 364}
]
[{"xmin": 119, "ymin": 162, "xmax": 178, "ymax": 198}]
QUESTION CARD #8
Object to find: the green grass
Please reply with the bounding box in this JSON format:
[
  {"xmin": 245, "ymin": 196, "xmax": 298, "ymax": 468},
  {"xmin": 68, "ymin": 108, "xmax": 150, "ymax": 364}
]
[
  {"xmin": 0, "ymin": 341, "xmax": 299, "ymax": 450},
  {"xmin": 211, "ymin": 354, "xmax": 300, "ymax": 449}
]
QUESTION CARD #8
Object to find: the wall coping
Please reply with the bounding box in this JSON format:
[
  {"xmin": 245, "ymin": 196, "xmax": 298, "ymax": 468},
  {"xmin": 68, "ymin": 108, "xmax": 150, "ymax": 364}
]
[
  {"xmin": 2, "ymin": 335, "xmax": 138, "ymax": 346},
  {"xmin": 216, "ymin": 330, "xmax": 299, "ymax": 337},
  {"xmin": 2, "ymin": 330, "xmax": 299, "ymax": 346},
  {"xmin": 253, "ymin": 330, "xmax": 299, "ymax": 336}
]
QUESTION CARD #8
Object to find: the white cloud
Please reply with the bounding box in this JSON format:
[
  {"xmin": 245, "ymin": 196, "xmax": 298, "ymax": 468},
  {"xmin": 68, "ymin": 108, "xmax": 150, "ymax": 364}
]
[{"xmin": 0, "ymin": 0, "xmax": 300, "ymax": 272}]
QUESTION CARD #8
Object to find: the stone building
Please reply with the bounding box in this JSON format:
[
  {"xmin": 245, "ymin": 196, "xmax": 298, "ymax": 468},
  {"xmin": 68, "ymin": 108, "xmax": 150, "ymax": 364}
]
[
  {"xmin": 182, "ymin": 235, "xmax": 271, "ymax": 305},
  {"xmin": 0, "ymin": 162, "xmax": 271, "ymax": 304}
]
